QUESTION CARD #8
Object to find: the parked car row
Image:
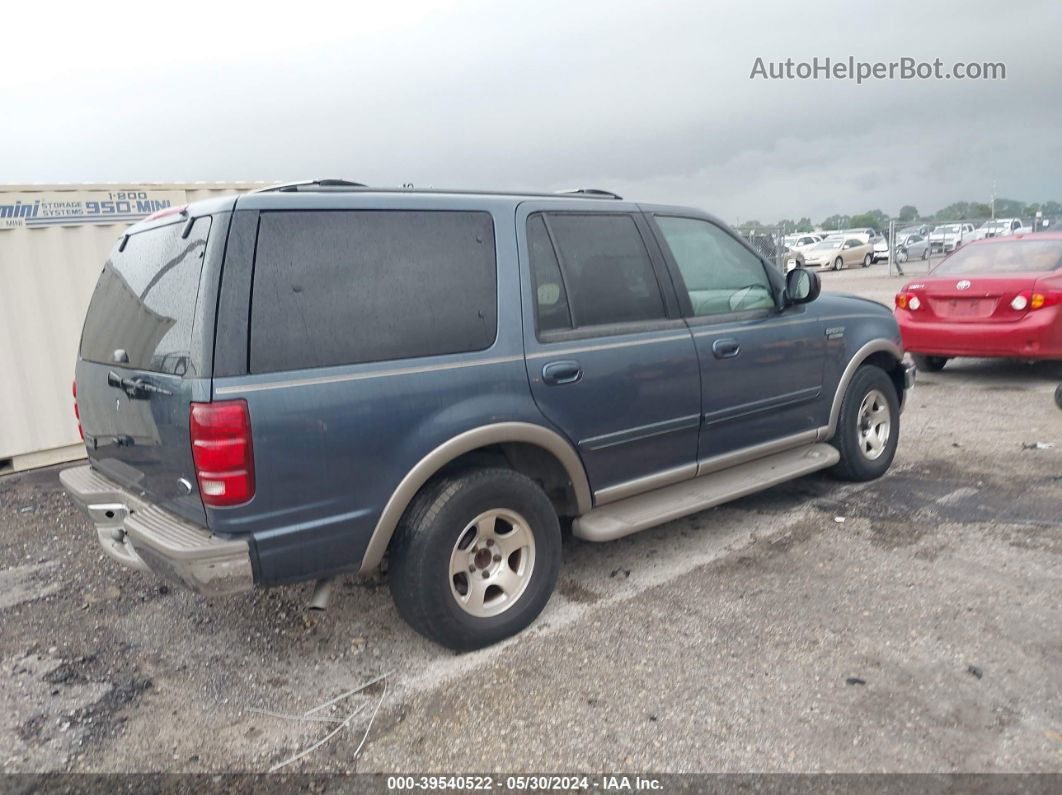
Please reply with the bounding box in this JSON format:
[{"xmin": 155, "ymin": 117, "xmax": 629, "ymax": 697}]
[
  {"xmin": 775, "ymin": 218, "xmax": 1042, "ymax": 274},
  {"xmin": 972, "ymin": 217, "xmax": 1029, "ymax": 241}
]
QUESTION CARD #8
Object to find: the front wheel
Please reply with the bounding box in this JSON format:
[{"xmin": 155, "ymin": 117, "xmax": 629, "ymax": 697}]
[
  {"xmin": 388, "ymin": 468, "xmax": 562, "ymax": 651},
  {"xmin": 833, "ymin": 256, "xmax": 844, "ymax": 271},
  {"xmin": 912, "ymin": 354, "xmax": 948, "ymax": 372},
  {"xmin": 921, "ymin": 248, "xmax": 929, "ymax": 261},
  {"xmin": 862, "ymin": 253, "xmax": 872, "ymax": 268},
  {"xmin": 829, "ymin": 365, "xmax": 900, "ymax": 482}
]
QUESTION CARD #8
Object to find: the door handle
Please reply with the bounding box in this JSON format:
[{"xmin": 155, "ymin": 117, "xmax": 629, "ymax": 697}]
[
  {"xmin": 712, "ymin": 338, "xmax": 741, "ymax": 359},
  {"xmin": 542, "ymin": 360, "xmax": 582, "ymax": 386}
]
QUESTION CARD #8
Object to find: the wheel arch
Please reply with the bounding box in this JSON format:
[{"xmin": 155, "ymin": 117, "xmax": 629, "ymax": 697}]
[
  {"xmin": 358, "ymin": 422, "xmax": 592, "ymax": 572},
  {"xmin": 824, "ymin": 340, "xmax": 905, "ymax": 438}
]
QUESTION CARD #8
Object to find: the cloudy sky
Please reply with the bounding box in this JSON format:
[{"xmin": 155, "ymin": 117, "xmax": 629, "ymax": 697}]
[{"xmin": 3, "ymin": 0, "xmax": 1060, "ymax": 223}]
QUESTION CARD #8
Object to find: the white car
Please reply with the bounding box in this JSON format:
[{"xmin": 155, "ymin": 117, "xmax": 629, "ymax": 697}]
[
  {"xmin": 972, "ymin": 218, "xmax": 1027, "ymax": 240},
  {"xmin": 929, "ymin": 222, "xmax": 975, "ymax": 253},
  {"xmin": 872, "ymin": 237, "xmax": 890, "ymax": 262},
  {"xmin": 784, "ymin": 234, "xmax": 822, "ymax": 253},
  {"xmin": 843, "ymin": 228, "xmax": 879, "ymax": 244}
]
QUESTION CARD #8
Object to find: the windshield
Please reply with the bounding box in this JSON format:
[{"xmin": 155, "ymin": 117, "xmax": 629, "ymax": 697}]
[
  {"xmin": 813, "ymin": 238, "xmax": 843, "ymax": 250},
  {"xmin": 932, "ymin": 239, "xmax": 1062, "ymax": 275},
  {"xmin": 934, "ymin": 225, "xmax": 961, "ymax": 234}
]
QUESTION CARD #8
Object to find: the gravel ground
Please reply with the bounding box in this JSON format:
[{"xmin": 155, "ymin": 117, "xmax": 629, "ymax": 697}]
[{"xmin": 1, "ymin": 265, "xmax": 1060, "ymax": 774}]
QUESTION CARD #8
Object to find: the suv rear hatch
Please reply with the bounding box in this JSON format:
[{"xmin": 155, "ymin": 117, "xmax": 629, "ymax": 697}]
[{"xmin": 75, "ymin": 213, "xmax": 217, "ymax": 525}]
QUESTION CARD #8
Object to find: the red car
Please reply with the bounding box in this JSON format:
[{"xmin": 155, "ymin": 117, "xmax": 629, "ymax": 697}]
[{"xmin": 894, "ymin": 232, "xmax": 1062, "ymax": 371}]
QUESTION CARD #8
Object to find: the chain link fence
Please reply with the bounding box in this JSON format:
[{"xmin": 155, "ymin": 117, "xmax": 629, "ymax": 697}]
[
  {"xmin": 735, "ymin": 214, "xmax": 1059, "ymax": 280},
  {"xmin": 882, "ymin": 217, "xmax": 1005, "ymax": 277},
  {"xmin": 734, "ymin": 227, "xmax": 787, "ymax": 272}
]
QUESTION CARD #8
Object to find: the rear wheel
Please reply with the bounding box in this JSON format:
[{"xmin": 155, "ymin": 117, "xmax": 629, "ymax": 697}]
[
  {"xmin": 913, "ymin": 354, "xmax": 948, "ymax": 372},
  {"xmin": 388, "ymin": 468, "xmax": 562, "ymax": 651},
  {"xmin": 1055, "ymin": 384, "xmax": 1062, "ymax": 410},
  {"xmin": 862, "ymin": 253, "xmax": 872, "ymax": 268},
  {"xmin": 833, "ymin": 256, "xmax": 844, "ymax": 271},
  {"xmin": 830, "ymin": 365, "xmax": 900, "ymax": 482}
]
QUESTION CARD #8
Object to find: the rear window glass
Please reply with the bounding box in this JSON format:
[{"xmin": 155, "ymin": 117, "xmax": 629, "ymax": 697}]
[
  {"xmin": 933, "ymin": 239, "xmax": 1062, "ymax": 274},
  {"xmin": 80, "ymin": 217, "xmax": 211, "ymax": 375},
  {"xmin": 250, "ymin": 210, "xmax": 497, "ymax": 373}
]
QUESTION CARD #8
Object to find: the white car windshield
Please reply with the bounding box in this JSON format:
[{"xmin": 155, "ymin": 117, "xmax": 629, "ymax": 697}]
[
  {"xmin": 813, "ymin": 238, "xmax": 843, "ymax": 250},
  {"xmin": 935, "ymin": 225, "xmax": 961, "ymax": 233}
]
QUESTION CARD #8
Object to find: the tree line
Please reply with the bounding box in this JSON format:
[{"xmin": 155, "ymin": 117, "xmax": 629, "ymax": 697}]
[{"xmin": 741, "ymin": 199, "xmax": 1062, "ymax": 233}]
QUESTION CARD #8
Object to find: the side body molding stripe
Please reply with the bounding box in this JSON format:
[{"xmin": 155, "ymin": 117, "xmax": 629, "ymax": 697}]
[{"xmin": 358, "ymin": 422, "xmax": 592, "ymax": 572}]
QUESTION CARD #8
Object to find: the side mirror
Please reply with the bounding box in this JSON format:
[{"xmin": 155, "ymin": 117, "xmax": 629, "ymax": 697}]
[{"xmin": 785, "ymin": 267, "xmax": 820, "ymax": 305}]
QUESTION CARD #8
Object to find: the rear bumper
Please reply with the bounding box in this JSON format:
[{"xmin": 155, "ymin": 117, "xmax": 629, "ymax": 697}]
[
  {"xmin": 897, "ymin": 311, "xmax": 1062, "ymax": 359},
  {"xmin": 59, "ymin": 465, "xmax": 253, "ymax": 597}
]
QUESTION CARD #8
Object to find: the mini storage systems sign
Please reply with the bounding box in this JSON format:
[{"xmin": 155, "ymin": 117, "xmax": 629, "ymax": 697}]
[{"xmin": 0, "ymin": 189, "xmax": 187, "ymax": 229}]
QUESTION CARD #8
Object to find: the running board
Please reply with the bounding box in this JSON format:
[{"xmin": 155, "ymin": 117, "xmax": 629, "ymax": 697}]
[{"xmin": 572, "ymin": 443, "xmax": 839, "ymax": 542}]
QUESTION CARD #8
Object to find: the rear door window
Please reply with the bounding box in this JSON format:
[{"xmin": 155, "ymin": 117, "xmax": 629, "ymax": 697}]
[
  {"xmin": 250, "ymin": 210, "xmax": 497, "ymax": 373},
  {"xmin": 80, "ymin": 217, "xmax": 211, "ymax": 375},
  {"xmin": 537, "ymin": 213, "xmax": 665, "ymax": 328}
]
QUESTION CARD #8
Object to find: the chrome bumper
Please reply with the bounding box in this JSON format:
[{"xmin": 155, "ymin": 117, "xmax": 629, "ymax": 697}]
[{"xmin": 59, "ymin": 465, "xmax": 253, "ymax": 597}]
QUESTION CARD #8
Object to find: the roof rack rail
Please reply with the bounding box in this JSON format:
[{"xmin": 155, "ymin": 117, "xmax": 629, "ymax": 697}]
[
  {"xmin": 555, "ymin": 188, "xmax": 623, "ymax": 200},
  {"xmin": 252, "ymin": 179, "xmax": 368, "ymax": 193}
]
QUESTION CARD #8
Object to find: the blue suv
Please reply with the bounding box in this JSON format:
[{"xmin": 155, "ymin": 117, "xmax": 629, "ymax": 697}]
[{"xmin": 62, "ymin": 182, "xmax": 914, "ymax": 650}]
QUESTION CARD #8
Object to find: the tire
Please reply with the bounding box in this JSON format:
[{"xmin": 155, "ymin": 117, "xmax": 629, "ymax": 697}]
[
  {"xmin": 912, "ymin": 354, "xmax": 948, "ymax": 372},
  {"xmin": 921, "ymin": 248, "xmax": 929, "ymax": 261},
  {"xmin": 862, "ymin": 253, "xmax": 872, "ymax": 268},
  {"xmin": 1055, "ymin": 384, "xmax": 1062, "ymax": 410},
  {"xmin": 829, "ymin": 365, "xmax": 900, "ymax": 482},
  {"xmin": 833, "ymin": 256, "xmax": 844, "ymax": 271},
  {"xmin": 388, "ymin": 468, "xmax": 562, "ymax": 651}
]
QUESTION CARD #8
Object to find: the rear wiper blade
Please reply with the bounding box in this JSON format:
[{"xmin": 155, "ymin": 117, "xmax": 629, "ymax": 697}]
[{"xmin": 107, "ymin": 371, "xmax": 172, "ymax": 398}]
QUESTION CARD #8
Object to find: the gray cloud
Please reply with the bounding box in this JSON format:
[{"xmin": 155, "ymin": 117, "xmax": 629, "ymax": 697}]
[{"xmin": 3, "ymin": 0, "xmax": 1060, "ymax": 223}]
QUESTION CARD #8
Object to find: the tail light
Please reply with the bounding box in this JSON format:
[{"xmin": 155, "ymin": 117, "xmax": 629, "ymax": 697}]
[
  {"xmin": 895, "ymin": 292, "xmax": 920, "ymax": 310},
  {"xmin": 1030, "ymin": 291, "xmax": 1062, "ymax": 310},
  {"xmin": 1010, "ymin": 290, "xmax": 1062, "ymax": 312},
  {"xmin": 190, "ymin": 400, "xmax": 254, "ymax": 507},
  {"xmin": 72, "ymin": 379, "xmax": 83, "ymax": 440}
]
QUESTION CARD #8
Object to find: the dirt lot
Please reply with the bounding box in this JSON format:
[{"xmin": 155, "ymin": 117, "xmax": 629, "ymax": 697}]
[{"xmin": 1, "ymin": 264, "xmax": 1060, "ymax": 774}]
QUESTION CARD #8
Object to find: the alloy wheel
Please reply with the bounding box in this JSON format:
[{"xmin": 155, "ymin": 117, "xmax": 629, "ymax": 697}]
[
  {"xmin": 449, "ymin": 509, "xmax": 536, "ymax": 618},
  {"xmin": 857, "ymin": 389, "xmax": 891, "ymax": 461}
]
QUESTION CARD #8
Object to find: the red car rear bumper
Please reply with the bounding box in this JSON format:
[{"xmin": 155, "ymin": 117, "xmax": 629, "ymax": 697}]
[{"xmin": 896, "ymin": 308, "xmax": 1062, "ymax": 359}]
